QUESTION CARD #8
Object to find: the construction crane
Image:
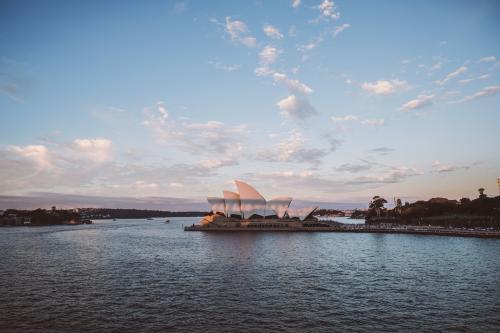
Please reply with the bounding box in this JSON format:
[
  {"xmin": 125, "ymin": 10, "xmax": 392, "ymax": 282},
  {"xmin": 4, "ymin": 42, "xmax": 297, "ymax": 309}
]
[{"xmin": 497, "ymin": 177, "xmax": 500, "ymax": 197}]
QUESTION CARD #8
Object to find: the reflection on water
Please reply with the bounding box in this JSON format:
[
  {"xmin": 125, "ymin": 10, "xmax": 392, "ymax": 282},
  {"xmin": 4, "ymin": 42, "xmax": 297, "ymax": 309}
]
[{"xmin": 1, "ymin": 217, "xmax": 499, "ymax": 332}]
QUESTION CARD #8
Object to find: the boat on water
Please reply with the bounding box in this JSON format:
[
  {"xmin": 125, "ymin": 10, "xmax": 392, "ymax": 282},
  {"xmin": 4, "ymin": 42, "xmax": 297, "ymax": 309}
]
[
  {"xmin": 147, "ymin": 217, "xmax": 153, "ymax": 220},
  {"xmin": 165, "ymin": 219, "xmax": 170, "ymax": 223}
]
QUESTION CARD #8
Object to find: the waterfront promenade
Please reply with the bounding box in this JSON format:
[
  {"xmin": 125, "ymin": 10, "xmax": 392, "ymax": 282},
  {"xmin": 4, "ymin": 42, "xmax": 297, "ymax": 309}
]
[{"xmin": 185, "ymin": 223, "xmax": 500, "ymax": 239}]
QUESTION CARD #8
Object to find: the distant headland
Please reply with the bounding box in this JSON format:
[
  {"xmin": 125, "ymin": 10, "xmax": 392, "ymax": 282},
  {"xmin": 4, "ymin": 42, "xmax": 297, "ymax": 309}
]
[{"xmin": 0, "ymin": 207, "xmax": 207, "ymax": 226}]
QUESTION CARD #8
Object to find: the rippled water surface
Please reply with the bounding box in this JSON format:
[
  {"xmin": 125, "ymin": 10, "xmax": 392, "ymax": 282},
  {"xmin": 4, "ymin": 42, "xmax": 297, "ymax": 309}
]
[{"xmin": 1, "ymin": 218, "xmax": 499, "ymax": 332}]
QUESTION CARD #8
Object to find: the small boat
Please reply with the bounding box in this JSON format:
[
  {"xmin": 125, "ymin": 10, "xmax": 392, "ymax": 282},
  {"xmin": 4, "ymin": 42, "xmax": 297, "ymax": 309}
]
[
  {"xmin": 165, "ymin": 219, "xmax": 170, "ymax": 223},
  {"xmin": 147, "ymin": 218, "xmax": 153, "ymax": 220}
]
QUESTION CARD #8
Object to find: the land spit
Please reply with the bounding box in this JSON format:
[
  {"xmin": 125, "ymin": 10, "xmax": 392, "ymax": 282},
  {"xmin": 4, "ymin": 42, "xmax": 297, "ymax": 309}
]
[{"xmin": 185, "ymin": 218, "xmax": 500, "ymax": 239}]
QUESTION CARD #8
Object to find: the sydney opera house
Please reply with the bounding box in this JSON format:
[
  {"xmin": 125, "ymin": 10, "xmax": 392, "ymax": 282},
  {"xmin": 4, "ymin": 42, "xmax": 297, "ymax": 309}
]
[{"xmin": 195, "ymin": 180, "xmax": 320, "ymax": 229}]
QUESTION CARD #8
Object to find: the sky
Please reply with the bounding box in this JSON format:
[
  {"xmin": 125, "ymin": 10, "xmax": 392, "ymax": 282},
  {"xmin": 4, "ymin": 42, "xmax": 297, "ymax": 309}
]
[{"xmin": 1, "ymin": 0, "xmax": 499, "ymax": 210}]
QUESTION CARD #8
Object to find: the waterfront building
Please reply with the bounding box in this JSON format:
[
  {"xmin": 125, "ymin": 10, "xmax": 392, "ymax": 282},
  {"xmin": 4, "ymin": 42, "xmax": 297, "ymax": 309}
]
[{"xmin": 207, "ymin": 180, "xmax": 316, "ymax": 221}]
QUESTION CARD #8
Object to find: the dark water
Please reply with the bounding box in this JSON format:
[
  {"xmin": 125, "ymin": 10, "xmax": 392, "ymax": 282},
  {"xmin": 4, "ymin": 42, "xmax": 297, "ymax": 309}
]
[{"xmin": 1, "ymin": 218, "xmax": 499, "ymax": 332}]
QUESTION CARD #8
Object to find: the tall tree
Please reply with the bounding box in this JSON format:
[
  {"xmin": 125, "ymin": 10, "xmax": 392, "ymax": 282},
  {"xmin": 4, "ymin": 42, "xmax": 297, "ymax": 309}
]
[{"xmin": 369, "ymin": 196, "xmax": 387, "ymax": 217}]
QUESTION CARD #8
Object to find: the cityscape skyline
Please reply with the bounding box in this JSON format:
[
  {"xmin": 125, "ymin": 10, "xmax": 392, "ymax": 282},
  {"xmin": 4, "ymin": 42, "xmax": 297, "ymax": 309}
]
[{"xmin": 1, "ymin": 0, "xmax": 499, "ymax": 210}]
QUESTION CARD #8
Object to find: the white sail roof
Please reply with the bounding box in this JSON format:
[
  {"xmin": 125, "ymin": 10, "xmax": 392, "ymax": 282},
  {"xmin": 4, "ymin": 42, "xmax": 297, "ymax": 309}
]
[
  {"xmin": 287, "ymin": 207, "xmax": 318, "ymax": 221},
  {"xmin": 266, "ymin": 197, "xmax": 293, "ymax": 218},
  {"xmin": 234, "ymin": 180, "xmax": 267, "ymax": 219},
  {"xmin": 223, "ymin": 190, "xmax": 241, "ymax": 217},
  {"xmin": 206, "ymin": 197, "xmax": 226, "ymax": 215}
]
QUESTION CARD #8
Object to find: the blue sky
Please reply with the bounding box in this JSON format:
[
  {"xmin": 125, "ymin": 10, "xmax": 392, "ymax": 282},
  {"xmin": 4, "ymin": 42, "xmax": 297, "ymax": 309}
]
[{"xmin": 1, "ymin": 0, "xmax": 499, "ymax": 209}]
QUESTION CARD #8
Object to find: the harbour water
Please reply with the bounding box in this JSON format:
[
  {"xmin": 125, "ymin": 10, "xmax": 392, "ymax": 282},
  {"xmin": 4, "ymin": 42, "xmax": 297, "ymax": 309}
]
[{"xmin": 1, "ymin": 217, "xmax": 499, "ymax": 332}]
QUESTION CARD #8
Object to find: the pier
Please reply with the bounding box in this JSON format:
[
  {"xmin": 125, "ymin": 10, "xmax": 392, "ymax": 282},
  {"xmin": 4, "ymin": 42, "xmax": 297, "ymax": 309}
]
[{"xmin": 185, "ymin": 223, "xmax": 500, "ymax": 239}]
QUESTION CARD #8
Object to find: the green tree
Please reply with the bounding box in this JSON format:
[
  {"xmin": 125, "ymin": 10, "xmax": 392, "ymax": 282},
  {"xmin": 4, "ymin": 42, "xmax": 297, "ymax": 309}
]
[{"xmin": 369, "ymin": 196, "xmax": 387, "ymax": 217}]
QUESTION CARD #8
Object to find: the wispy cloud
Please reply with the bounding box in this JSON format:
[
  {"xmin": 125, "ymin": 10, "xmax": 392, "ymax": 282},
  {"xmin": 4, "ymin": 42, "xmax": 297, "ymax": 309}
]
[
  {"xmin": 335, "ymin": 162, "xmax": 372, "ymax": 173},
  {"xmin": 263, "ymin": 25, "xmax": 284, "ymax": 39},
  {"xmin": 432, "ymin": 160, "xmax": 481, "ymax": 173},
  {"xmin": 173, "ymin": 0, "xmax": 189, "ymax": 13},
  {"xmin": 479, "ymin": 55, "xmax": 496, "ymax": 63},
  {"xmin": 331, "ymin": 115, "xmax": 358, "ymax": 122},
  {"xmin": 256, "ymin": 131, "xmax": 331, "ymax": 165},
  {"xmin": 297, "ymin": 35, "xmax": 324, "ymax": 53},
  {"xmin": 454, "ymin": 85, "xmax": 500, "ymax": 103},
  {"xmin": 291, "ymin": 0, "xmax": 301, "ymax": 8},
  {"xmin": 224, "ymin": 17, "xmax": 257, "ymax": 48},
  {"xmin": 366, "ymin": 147, "xmax": 394, "ymax": 155},
  {"xmin": 255, "ymin": 45, "xmax": 281, "ymax": 77},
  {"xmin": 360, "ymin": 79, "xmax": 409, "ymax": 95},
  {"xmin": 142, "ymin": 101, "xmax": 247, "ymax": 157},
  {"xmin": 360, "ymin": 118, "xmax": 384, "ymax": 126},
  {"xmin": 399, "ymin": 94, "xmax": 434, "ymax": 112},
  {"xmin": 458, "ymin": 73, "xmax": 491, "ymax": 85},
  {"xmin": 316, "ymin": 0, "xmax": 340, "ymax": 21},
  {"xmin": 259, "ymin": 45, "xmax": 281, "ymax": 66},
  {"xmin": 347, "ymin": 166, "xmax": 422, "ymax": 184},
  {"xmin": 273, "ymin": 72, "xmax": 312, "ymax": 94},
  {"xmin": 333, "ymin": 23, "xmax": 350, "ymax": 37},
  {"xmin": 436, "ymin": 66, "xmax": 467, "ymax": 85},
  {"xmin": 208, "ymin": 60, "xmax": 241, "ymax": 72},
  {"xmin": 331, "ymin": 115, "xmax": 384, "ymax": 127}
]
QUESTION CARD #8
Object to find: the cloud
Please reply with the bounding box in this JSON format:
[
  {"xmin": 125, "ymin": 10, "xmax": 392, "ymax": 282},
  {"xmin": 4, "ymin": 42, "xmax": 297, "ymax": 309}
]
[
  {"xmin": 360, "ymin": 118, "xmax": 384, "ymax": 126},
  {"xmin": 8, "ymin": 145, "xmax": 52, "ymax": 169},
  {"xmin": 316, "ymin": 0, "xmax": 340, "ymax": 20},
  {"xmin": 247, "ymin": 165, "xmax": 421, "ymax": 197},
  {"xmin": 292, "ymin": 0, "xmax": 301, "ymax": 8},
  {"xmin": 256, "ymin": 131, "xmax": 328, "ymax": 165},
  {"xmin": 224, "ymin": 17, "xmax": 257, "ymax": 48},
  {"xmin": 277, "ymin": 95, "xmax": 317, "ymax": 119},
  {"xmin": 331, "ymin": 115, "xmax": 384, "ymax": 127},
  {"xmin": 458, "ymin": 73, "xmax": 491, "ymax": 85},
  {"xmin": 142, "ymin": 101, "xmax": 169, "ymax": 142},
  {"xmin": 333, "ymin": 23, "xmax": 350, "ymax": 37},
  {"xmin": 0, "ymin": 193, "xmax": 207, "ymax": 211},
  {"xmin": 199, "ymin": 158, "xmax": 238, "ymax": 169},
  {"xmin": 0, "ymin": 58, "xmax": 34, "ymax": 103},
  {"xmin": 0, "ymin": 83, "xmax": 24, "ymax": 102},
  {"xmin": 273, "ymin": 72, "xmax": 312, "ymax": 94},
  {"xmin": 399, "ymin": 94, "xmax": 434, "ymax": 112},
  {"xmin": 173, "ymin": 0, "xmax": 189, "ymax": 13},
  {"xmin": 142, "ymin": 102, "xmax": 247, "ymax": 157},
  {"xmin": 454, "ymin": 85, "xmax": 500, "ymax": 103},
  {"xmin": 336, "ymin": 162, "xmax": 372, "ymax": 173},
  {"xmin": 366, "ymin": 147, "xmax": 394, "ymax": 155},
  {"xmin": 297, "ymin": 36, "xmax": 324, "ymax": 53},
  {"xmin": 0, "ymin": 134, "xmax": 241, "ymax": 200},
  {"xmin": 347, "ymin": 166, "xmax": 422, "ymax": 184},
  {"xmin": 72, "ymin": 138, "xmax": 112, "ymax": 163},
  {"xmin": 331, "ymin": 114, "xmax": 358, "ymax": 122},
  {"xmin": 272, "ymin": 73, "xmax": 316, "ymax": 119},
  {"xmin": 479, "ymin": 56, "xmax": 496, "ymax": 63},
  {"xmin": 432, "ymin": 160, "xmax": 481, "ymax": 173},
  {"xmin": 323, "ymin": 133, "xmax": 342, "ymax": 152},
  {"xmin": 263, "ymin": 25, "xmax": 283, "ymax": 39},
  {"xmin": 360, "ymin": 79, "xmax": 409, "ymax": 95},
  {"xmin": 255, "ymin": 45, "xmax": 281, "ymax": 77},
  {"xmin": 436, "ymin": 66, "xmax": 467, "ymax": 85},
  {"xmin": 208, "ymin": 61, "xmax": 241, "ymax": 72},
  {"xmin": 259, "ymin": 45, "xmax": 280, "ymax": 66},
  {"xmin": 254, "ymin": 67, "xmax": 275, "ymax": 77}
]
